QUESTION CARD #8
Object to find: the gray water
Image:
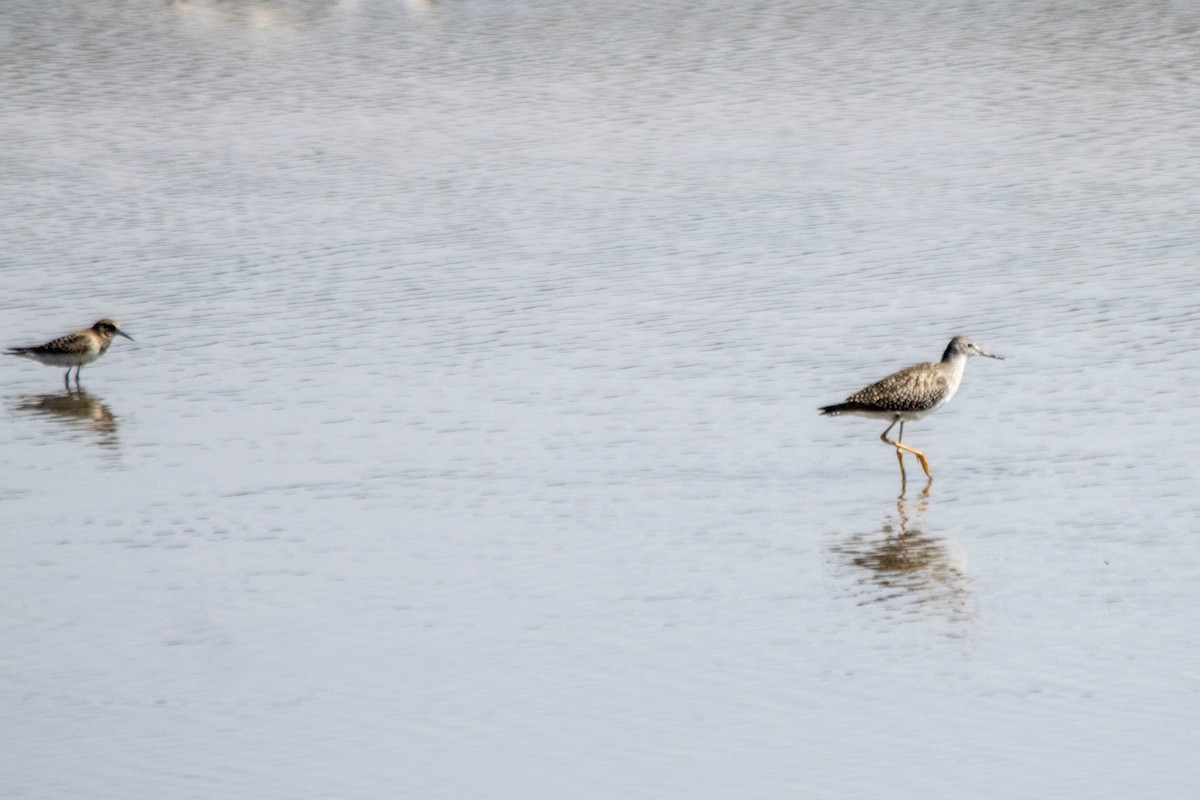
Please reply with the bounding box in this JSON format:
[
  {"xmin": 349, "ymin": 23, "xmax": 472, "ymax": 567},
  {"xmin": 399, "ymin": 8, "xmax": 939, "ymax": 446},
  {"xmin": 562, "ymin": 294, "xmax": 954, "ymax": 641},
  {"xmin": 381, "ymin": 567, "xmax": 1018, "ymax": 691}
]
[{"xmin": 3, "ymin": 1, "xmax": 1200, "ymax": 797}]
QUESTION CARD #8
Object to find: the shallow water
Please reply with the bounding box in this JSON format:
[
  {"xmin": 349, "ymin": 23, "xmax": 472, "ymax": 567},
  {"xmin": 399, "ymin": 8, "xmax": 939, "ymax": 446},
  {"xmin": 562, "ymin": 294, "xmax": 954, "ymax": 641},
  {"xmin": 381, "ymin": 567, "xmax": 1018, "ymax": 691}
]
[{"xmin": 3, "ymin": 0, "xmax": 1200, "ymax": 797}]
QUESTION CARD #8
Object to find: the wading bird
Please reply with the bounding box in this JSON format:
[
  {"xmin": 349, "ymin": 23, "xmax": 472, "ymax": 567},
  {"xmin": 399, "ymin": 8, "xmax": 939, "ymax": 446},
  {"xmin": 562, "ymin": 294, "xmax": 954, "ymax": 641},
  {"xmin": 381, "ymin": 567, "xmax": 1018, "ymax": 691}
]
[
  {"xmin": 7, "ymin": 319, "xmax": 134, "ymax": 387},
  {"xmin": 820, "ymin": 336, "xmax": 1003, "ymax": 481}
]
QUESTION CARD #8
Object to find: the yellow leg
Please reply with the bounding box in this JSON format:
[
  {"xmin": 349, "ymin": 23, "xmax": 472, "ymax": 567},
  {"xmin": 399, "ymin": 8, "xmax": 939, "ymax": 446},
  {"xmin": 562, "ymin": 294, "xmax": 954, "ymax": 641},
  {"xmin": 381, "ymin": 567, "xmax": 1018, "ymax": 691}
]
[
  {"xmin": 880, "ymin": 420, "xmax": 932, "ymax": 479},
  {"xmin": 895, "ymin": 446, "xmax": 908, "ymax": 494},
  {"xmin": 900, "ymin": 444, "xmax": 932, "ymax": 478},
  {"xmin": 881, "ymin": 420, "xmax": 906, "ymax": 478}
]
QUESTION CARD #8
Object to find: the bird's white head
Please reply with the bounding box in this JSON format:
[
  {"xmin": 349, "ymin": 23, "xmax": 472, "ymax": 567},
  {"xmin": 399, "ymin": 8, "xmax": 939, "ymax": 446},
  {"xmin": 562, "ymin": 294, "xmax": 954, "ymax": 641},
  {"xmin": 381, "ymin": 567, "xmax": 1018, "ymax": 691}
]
[{"xmin": 943, "ymin": 335, "xmax": 1002, "ymax": 361}]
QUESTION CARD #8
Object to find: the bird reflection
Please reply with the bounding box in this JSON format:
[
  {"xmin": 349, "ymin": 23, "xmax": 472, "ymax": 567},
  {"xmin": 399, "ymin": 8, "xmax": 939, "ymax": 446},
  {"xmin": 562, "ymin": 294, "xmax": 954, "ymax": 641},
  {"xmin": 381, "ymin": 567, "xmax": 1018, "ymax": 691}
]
[
  {"xmin": 829, "ymin": 491, "xmax": 973, "ymax": 627},
  {"xmin": 13, "ymin": 388, "xmax": 119, "ymax": 450},
  {"xmin": 168, "ymin": 0, "xmax": 438, "ymax": 27},
  {"xmin": 170, "ymin": 0, "xmax": 342, "ymax": 28}
]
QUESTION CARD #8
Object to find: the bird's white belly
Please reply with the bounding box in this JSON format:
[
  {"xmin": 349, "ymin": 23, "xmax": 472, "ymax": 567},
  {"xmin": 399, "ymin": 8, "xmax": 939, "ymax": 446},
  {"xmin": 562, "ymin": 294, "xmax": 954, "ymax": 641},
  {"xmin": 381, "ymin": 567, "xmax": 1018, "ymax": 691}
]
[{"xmin": 21, "ymin": 350, "xmax": 99, "ymax": 368}]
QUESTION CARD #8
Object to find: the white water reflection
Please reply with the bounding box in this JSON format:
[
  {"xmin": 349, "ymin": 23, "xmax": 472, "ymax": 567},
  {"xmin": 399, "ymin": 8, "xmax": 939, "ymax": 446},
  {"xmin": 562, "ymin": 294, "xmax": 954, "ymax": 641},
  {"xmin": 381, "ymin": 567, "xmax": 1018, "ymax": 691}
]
[{"xmin": 3, "ymin": 0, "xmax": 1200, "ymax": 798}]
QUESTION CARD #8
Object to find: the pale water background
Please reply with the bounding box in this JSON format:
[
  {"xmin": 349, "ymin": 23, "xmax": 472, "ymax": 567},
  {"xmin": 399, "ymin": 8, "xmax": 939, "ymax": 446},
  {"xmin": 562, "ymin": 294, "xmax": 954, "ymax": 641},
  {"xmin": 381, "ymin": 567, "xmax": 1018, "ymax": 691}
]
[{"xmin": 2, "ymin": 0, "xmax": 1200, "ymax": 797}]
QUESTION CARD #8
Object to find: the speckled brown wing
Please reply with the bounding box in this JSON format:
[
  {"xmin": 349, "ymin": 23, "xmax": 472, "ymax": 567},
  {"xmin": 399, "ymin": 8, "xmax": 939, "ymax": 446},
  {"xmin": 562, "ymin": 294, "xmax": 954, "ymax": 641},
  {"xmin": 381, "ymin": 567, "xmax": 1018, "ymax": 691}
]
[
  {"xmin": 25, "ymin": 330, "xmax": 97, "ymax": 357},
  {"xmin": 841, "ymin": 362, "xmax": 950, "ymax": 412}
]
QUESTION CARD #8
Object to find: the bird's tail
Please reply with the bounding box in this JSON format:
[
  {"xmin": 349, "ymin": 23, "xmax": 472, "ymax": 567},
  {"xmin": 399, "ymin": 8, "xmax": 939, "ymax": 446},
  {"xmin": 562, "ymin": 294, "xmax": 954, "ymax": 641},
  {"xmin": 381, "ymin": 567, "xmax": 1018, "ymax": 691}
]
[
  {"xmin": 819, "ymin": 402, "xmax": 874, "ymax": 416},
  {"xmin": 6, "ymin": 348, "xmax": 33, "ymax": 358}
]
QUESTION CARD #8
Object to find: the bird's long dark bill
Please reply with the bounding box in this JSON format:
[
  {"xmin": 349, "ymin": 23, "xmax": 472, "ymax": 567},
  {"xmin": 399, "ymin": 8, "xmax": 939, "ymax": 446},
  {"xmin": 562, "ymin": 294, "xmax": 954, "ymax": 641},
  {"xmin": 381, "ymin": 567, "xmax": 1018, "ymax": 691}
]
[{"xmin": 117, "ymin": 330, "xmax": 134, "ymax": 341}]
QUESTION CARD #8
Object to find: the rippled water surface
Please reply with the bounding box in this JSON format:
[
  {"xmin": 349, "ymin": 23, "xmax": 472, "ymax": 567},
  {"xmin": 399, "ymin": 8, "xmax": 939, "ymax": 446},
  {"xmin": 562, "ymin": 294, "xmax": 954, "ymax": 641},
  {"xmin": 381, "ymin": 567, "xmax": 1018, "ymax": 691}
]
[{"xmin": 3, "ymin": 1, "xmax": 1200, "ymax": 797}]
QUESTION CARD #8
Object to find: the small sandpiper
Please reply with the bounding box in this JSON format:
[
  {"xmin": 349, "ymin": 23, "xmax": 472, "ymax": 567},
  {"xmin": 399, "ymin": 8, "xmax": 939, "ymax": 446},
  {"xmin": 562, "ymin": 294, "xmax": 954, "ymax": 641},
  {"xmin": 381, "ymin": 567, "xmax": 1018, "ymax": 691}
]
[
  {"xmin": 820, "ymin": 336, "xmax": 1003, "ymax": 481},
  {"xmin": 7, "ymin": 319, "xmax": 134, "ymax": 387}
]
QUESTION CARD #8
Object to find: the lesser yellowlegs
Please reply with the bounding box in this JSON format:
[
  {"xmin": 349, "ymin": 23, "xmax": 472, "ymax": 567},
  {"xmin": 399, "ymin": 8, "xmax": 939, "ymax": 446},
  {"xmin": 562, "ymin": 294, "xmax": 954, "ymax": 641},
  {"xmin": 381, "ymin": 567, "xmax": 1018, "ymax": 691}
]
[
  {"xmin": 820, "ymin": 336, "xmax": 1002, "ymax": 480},
  {"xmin": 6, "ymin": 319, "xmax": 133, "ymax": 387}
]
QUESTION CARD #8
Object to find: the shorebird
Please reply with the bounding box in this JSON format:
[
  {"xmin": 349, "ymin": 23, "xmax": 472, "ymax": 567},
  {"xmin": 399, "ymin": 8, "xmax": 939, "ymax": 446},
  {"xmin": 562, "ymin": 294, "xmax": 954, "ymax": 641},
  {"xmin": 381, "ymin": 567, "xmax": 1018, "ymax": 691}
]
[
  {"xmin": 7, "ymin": 319, "xmax": 133, "ymax": 387},
  {"xmin": 819, "ymin": 336, "xmax": 1002, "ymax": 480}
]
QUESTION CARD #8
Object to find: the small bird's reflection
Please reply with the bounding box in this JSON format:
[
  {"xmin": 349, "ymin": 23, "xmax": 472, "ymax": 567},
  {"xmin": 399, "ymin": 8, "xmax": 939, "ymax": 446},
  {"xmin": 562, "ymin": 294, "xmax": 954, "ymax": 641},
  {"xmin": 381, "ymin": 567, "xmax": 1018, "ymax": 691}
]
[
  {"xmin": 830, "ymin": 491, "xmax": 973, "ymax": 628},
  {"xmin": 169, "ymin": 0, "xmax": 365, "ymax": 27},
  {"xmin": 14, "ymin": 388, "xmax": 119, "ymax": 450}
]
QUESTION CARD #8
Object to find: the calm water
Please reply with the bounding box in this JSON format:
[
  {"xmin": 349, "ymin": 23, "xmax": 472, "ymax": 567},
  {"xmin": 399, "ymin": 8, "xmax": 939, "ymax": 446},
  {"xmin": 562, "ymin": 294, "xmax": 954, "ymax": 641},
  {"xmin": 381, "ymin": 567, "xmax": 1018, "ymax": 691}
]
[{"xmin": 3, "ymin": 0, "xmax": 1200, "ymax": 797}]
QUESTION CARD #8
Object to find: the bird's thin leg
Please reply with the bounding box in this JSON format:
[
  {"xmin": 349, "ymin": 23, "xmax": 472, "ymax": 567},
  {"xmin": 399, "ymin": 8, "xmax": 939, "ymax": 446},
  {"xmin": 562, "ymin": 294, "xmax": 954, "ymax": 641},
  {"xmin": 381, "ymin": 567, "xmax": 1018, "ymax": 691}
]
[
  {"xmin": 63, "ymin": 370, "xmax": 71, "ymax": 390},
  {"xmin": 881, "ymin": 419, "xmax": 932, "ymax": 479},
  {"xmin": 880, "ymin": 419, "xmax": 907, "ymax": 480},
  {"xmin": 74, "ymin": 366, "xmax": 82, "ymax": 387},
  {"xmin": 904, "ymin": 419, "xmax": 934, "ymax": 490}
]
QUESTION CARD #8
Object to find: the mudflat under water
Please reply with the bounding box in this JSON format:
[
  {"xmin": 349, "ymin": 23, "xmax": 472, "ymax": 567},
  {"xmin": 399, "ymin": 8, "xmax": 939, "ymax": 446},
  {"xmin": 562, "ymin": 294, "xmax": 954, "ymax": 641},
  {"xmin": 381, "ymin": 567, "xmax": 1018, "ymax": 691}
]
[{"xmin": 3, "ymin": 1, "xmax": 1200, "ymax": 797}]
